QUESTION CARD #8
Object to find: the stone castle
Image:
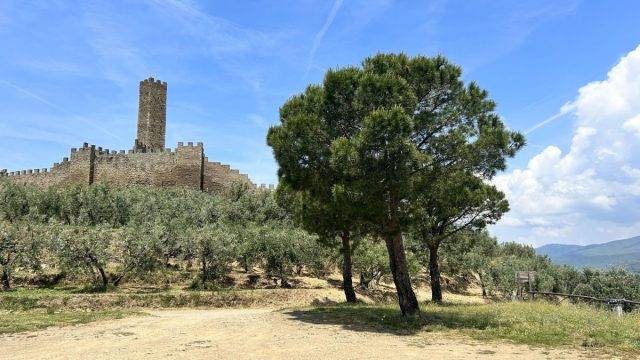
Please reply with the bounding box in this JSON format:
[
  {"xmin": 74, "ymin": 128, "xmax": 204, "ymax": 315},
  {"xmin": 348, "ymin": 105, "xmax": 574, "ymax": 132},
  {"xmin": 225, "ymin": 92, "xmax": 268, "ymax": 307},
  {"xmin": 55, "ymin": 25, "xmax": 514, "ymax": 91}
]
[{"xmin": 0, "ymin": 78, "xmax": 261, "ymax": 193}]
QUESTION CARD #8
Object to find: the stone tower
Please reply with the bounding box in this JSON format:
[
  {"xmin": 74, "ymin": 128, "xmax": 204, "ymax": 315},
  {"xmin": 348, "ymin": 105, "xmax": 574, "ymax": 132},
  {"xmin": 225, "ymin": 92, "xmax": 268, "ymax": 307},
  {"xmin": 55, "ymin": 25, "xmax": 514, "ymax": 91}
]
[{"xmin": 135, "ymin": 77, "xmax": 167, "ymax": 151}]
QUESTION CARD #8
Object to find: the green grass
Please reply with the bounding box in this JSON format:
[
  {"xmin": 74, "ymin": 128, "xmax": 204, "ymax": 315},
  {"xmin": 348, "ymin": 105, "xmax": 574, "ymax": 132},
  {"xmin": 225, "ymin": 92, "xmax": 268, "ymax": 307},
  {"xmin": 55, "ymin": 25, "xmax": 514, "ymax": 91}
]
[
  {"xmin": 4, "ymin": 288, "xmax": 638, "ymax": 353},
  {"xmin": 288, "ymin": 301, "xmax": 640, "ymax": 353},
  {"xmin": 0, "ymin": 287, "xmax": 341, "ymax": 311},
  {"xmin": 0, "ymin": 309, "xmax": 139, "ymax": 334}
]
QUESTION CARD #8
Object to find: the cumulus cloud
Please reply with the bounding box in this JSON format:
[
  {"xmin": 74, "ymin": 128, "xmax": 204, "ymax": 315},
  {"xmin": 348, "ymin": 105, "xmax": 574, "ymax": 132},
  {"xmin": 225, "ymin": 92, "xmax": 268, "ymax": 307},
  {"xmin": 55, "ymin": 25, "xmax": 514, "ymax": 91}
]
[
  {"xmin": 493, "ymin": 45, "xmax": 640, "ymax": 246},
  {"xmin": 623, "ymin": 114, "xmax": 640, "ymax": 136}
]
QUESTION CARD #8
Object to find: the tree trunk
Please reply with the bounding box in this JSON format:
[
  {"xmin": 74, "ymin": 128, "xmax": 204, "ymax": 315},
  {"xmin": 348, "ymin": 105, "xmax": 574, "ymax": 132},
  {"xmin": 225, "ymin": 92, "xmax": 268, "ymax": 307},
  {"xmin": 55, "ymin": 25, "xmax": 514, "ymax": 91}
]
[
  {"xmin": 97, "ymin": 266, "xmax": 108, "ymax": 290},
  {"xmin": 87, "ymin": 254, "xmax": 107, "ymax": 290},
  {"xmin": 1, "ymin": 268, "xmax": 10, "ymax": 291},
  {"xmin": 243, "ymin": 256, "xmax": 250, "ymax": 273},
  {"xmin": 112, "ymin": 275, "xmax": 125, "ymax": 287},
  {"xmin": 279, "ymin": 265, "xmax": 291, "ymax": 288},
  {"xmin": 383, "ymin": 231, "xmax": 420, "ymax": 317},
  {"xmin": 201, "ymin": 256, "xmax": 208, "ymax": 283},
  {"xmin": 112, "ymin": 264, "xmax": 134, "ymax": 287},
  {"xmin": 428, "ymin": 245, "xmax": 443, "ymax": 304},
  {"xmin": 340, "ymin": 231, "xmax": 357, "ymax": 303},
  {"xmin": 478, "ymin": 272, "xmax": 487, "ymax": 298},
  {"xmin": 359, "ymin": 273, "xmax": 369, "ymax": 289}
]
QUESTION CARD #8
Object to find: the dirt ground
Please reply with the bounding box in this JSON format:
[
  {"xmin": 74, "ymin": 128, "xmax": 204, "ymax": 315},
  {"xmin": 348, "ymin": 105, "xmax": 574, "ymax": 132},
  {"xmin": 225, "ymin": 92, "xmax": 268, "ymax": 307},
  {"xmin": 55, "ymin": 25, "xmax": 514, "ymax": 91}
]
[{"xmin": 0, "ymin": 307, "xmax": 617, "ymax": 360}]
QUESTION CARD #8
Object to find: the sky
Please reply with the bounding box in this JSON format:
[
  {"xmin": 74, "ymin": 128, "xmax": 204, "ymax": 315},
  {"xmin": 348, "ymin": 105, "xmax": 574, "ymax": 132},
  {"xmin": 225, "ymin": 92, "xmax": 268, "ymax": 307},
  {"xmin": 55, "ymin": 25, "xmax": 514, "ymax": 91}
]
[{"xmin": 1, "ymin": 1, "xmax": 640, "ymax": 247}]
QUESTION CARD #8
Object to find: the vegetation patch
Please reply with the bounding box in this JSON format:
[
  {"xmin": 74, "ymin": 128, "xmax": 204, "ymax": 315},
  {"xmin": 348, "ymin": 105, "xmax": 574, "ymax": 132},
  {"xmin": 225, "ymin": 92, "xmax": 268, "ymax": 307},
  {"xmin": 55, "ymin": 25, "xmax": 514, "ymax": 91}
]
[
  {"xmin": 0, "ymin": 309, "xmax": 139, "ymax": 334},
  {"xmin": 0, "ymin": 287, "xmax": 348, "ymax": 311},
  {"xmin": 289, "ymin": 301, "xmax": 640, "ymax": 353}
]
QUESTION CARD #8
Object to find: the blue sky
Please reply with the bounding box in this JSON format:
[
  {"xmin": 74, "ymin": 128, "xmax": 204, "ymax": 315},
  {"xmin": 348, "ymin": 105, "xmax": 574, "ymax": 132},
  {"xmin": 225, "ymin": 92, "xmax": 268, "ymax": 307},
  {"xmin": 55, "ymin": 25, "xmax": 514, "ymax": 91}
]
[{"xmin": 2, "ymin": 0, "xmax": 640, "ymax": 246}]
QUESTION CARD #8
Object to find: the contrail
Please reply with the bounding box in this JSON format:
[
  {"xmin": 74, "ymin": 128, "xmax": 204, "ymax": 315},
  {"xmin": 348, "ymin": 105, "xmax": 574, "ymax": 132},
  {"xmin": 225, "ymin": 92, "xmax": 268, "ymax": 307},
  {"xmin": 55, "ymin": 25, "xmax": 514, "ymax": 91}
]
[
  {"xmin": 304, "ymin": 0, "xmax": 344, "ymax": 78},
  {"xmin": 1, "ymin": 80, "xmax": 64, "ymax": 111},
  {"xmin": 525, "ymin": 102, "xmax": 576, "ymax": 134},
  {"xmin": 1, "ymin": 80, "xmax": 122, "ymax": 140}
]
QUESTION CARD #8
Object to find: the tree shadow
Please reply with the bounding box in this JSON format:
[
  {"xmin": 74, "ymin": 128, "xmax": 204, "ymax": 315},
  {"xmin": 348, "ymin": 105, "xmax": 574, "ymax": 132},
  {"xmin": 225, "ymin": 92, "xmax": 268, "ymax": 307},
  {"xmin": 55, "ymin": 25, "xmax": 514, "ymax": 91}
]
[
  {"xmin": 355, "ymin": 287, "xmax": 400, "ymax": 303},
  {"xmin": 284, "ymin": 303, "xmax": 502, "ymax": 336},
  {"xmin": 310, "ymin": 297, "xmax": 339, "ymax": 306},
  {"xmin": 325, "ymin": 279, "xmax": 344, "ymax": 288}
]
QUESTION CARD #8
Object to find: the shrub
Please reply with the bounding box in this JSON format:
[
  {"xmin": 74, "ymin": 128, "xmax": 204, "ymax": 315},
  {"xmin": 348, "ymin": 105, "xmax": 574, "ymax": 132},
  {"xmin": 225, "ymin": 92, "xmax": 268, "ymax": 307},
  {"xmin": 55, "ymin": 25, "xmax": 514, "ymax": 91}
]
[
  {"xmin": 353, "ymin": 238, "xmax": 389, "ymax": 289},
  {"xmin": 193, "ymin": 225, "xmax": 236, "ymax": 286},
  {"xmin": 50, "ymin": 225, "xmax": 112, "ymax": 290},
  {"xmin": 0, "ymin": 221, "xmax": 44, "ymax": 290}
]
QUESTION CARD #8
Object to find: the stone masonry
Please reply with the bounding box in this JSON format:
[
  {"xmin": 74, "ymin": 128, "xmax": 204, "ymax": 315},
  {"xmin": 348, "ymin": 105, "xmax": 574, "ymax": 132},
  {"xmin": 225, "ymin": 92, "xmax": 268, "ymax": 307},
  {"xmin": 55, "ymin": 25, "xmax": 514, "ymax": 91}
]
[
  {"xmin": 0, "ymin": 78, "xmax": 262, "ymax": 192},
  {"xmin": 135, "ymin": 78, "xmax": 166, "ymax": 152}
]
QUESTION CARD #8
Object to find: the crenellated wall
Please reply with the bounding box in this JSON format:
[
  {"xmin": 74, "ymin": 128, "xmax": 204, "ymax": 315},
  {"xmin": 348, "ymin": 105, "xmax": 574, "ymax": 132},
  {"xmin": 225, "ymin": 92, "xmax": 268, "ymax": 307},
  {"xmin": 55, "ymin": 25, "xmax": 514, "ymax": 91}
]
[
  {"xmin": 3, "ymin": 141, "xmax": 255, "ymax": 193},
  {"xmin": 93, "ymin": 141, "xmax": 204, "ymax": 190},
  {"xmin": 202, "ymin": 157, "xmax": 253, "ymax": 193},
  {"xmin": 3, "ymin": 78, "xmax": 257, "ymax": 193},
  {"xmin": 3, "ymin": 144, "xmax": 93, "ymax": 188},
  {"xmin": 257, "ymin": 184, "xmax": 276, "ymax": 191}
]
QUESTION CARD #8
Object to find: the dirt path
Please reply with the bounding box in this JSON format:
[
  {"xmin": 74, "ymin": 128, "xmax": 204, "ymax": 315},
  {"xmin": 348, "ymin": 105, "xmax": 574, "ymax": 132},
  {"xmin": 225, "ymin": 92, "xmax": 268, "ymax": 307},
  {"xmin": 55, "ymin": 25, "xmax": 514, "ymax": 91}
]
[{"xmin": 0, "ymin": 308, "xmax": 615, "ymax": 359}]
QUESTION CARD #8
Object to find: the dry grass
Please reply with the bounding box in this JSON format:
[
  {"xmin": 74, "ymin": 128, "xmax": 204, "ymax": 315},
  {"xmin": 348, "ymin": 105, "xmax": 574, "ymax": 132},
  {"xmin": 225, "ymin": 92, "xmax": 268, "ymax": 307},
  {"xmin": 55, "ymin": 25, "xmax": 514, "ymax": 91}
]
[
  {"xmin": 0, "ymin": 309, "xmax": 140, "ymax": 334},
  {"xmin": 0, "ymin": 287, "xmax": 352, "ymax": 311}
]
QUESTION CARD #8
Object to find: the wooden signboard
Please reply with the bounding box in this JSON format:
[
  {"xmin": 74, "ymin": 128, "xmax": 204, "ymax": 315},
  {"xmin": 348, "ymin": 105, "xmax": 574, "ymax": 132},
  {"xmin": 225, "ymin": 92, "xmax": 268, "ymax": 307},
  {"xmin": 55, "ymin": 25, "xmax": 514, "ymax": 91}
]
[
  {"xmin": 515, "ymin": 271, "xmax": 536, "ymax": 284},
  {"xmin": 515, "ymin": 271, "xmax": 536, "ymax": 300}
]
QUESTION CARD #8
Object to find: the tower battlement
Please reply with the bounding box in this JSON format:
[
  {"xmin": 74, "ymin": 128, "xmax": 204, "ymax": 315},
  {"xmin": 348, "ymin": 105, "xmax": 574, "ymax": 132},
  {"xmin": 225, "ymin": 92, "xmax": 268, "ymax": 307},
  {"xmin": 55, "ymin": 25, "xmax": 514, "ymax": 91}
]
[{"xmin": 135, "ymin": 77, "xmax": 167, "ymax": 151}]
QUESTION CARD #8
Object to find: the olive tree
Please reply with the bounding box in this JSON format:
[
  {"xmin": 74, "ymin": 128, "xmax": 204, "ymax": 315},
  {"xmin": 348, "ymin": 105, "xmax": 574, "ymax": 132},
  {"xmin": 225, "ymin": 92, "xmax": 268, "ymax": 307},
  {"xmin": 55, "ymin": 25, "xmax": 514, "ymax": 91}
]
[
  {"xmin": 192, "ymin": 225, "xmax": 236, "ymax": 287},
  {"xmin": 0, "ymin": 221, "xmax": 43, "ymax": 290},
  {"xmin": 353, "ymin": 237, "xmax": 389, "ymax": 289},
  {"xmin": 0, "ymin": 181, "xmax": 31, "ymax": 223},
  {"xmin": 253, "ymin": 226, "xmax": 316, "ymax": 287},
  {"xmin": 110, "ymin": 226, "xmax": 165, "ymax": 286},
  {"xmin": 52, "ymin": 225, "xmax": 113, "ymax": 290}
]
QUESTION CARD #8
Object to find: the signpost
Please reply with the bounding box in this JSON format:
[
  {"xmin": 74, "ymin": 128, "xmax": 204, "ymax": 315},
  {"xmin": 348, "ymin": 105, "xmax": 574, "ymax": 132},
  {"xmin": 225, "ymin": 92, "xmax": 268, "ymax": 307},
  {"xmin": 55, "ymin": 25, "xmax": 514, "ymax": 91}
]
[{"xmin": 515, "ymin": 271, "xmax": 536, "ymax": 300}]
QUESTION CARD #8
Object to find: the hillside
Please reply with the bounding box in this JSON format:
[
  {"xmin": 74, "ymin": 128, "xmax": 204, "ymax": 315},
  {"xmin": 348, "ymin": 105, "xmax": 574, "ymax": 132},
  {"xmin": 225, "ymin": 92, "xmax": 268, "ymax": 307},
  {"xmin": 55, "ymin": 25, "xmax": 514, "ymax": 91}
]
[{"xmin": 536, "ymin": 236, "xmax": 640, "ymax": 271}]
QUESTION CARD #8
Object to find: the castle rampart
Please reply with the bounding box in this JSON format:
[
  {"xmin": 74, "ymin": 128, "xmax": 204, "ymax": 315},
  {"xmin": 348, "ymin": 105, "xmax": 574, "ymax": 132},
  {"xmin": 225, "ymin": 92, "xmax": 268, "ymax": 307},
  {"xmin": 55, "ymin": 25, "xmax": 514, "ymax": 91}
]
[{"xmin": 3, "ymin": 78, "xmax": 255, "ymax": 193}]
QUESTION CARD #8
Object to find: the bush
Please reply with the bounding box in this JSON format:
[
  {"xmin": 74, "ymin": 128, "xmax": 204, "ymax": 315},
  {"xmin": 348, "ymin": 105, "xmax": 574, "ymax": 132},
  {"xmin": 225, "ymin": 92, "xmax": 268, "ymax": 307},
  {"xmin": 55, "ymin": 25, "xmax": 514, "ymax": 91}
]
[
  {"xmin": 193, "ymin": 225, "xmax": 236, "ymax": 286},
  {"xmin": 50, "ymin": 225, "xmax": 113, "ymax": 290},
  {"xmin": 255, "ymin": 226, "xmax": 310, "ymax": 286},
  {"xmin": 0, "ymin": 221, "xmax": 44, "ymax": 290},
  {"xmin": 353, "ymin": 238, "xmax": 389, "ymax": 289},
  {"xmin": 4, "ymin": 180, "xmax": 638, "ymax": 305},
  {"xmin": 306, "ymin": 245, "xmax": 339, "ymax": 278}
]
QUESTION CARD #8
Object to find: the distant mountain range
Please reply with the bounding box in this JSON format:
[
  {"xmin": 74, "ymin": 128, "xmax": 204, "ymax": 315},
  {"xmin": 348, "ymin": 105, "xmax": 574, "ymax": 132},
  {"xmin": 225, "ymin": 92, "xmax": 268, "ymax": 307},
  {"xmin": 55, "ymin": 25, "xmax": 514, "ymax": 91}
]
[{"xmin": 536, "ymin": 236, "xmax": 640, "ymax": 272}]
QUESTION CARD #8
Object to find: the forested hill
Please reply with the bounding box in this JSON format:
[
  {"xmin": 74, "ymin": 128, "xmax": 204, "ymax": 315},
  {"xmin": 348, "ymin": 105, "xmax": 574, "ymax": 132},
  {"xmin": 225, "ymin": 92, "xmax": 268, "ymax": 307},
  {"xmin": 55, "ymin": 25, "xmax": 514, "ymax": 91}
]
[{"xmin": 536, "ymin": 236, "xmax": 640, "ymax": 272}]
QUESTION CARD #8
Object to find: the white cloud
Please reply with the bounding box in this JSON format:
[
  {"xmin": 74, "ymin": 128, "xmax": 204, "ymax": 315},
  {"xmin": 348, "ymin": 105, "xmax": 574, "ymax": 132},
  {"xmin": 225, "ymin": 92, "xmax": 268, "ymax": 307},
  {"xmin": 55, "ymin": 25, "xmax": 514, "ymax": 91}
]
[
  {"xmin": 493, "ymin": 45, "xmax": 640, "ymax": 246},
  {"xmin": 623, "ymin": 114, "xmax": 640, "ymax": 136}
]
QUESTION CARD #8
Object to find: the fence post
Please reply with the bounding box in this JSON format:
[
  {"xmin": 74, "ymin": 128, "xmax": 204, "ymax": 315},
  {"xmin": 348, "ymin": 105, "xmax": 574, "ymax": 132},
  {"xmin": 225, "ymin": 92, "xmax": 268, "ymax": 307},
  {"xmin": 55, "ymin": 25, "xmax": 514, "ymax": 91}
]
[{"xmin": 614, "ymin": 304, "xmax": 623, "ymax": 317}]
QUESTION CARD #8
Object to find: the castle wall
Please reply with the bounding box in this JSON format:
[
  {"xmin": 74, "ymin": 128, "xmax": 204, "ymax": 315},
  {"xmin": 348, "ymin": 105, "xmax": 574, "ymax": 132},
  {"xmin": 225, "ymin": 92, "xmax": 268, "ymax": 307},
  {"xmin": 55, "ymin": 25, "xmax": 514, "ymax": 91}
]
[
  {"xmin": 3, "ymin": 78, "xmax": 257, "ymax": 193},
  {"xmin": 92, "ymin": 142, "xmax": 203, "ymax": 190},
  {"xmin": 3, "ymin": 146, "xmax": 93, "ymax": 188},
  {"xmin": 4, "ymin": 142, "xmax": 256, "ymax": 193},
  {"xmin": 203, "ymin": 158, "xmax": 253, "ymax": 193}
]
